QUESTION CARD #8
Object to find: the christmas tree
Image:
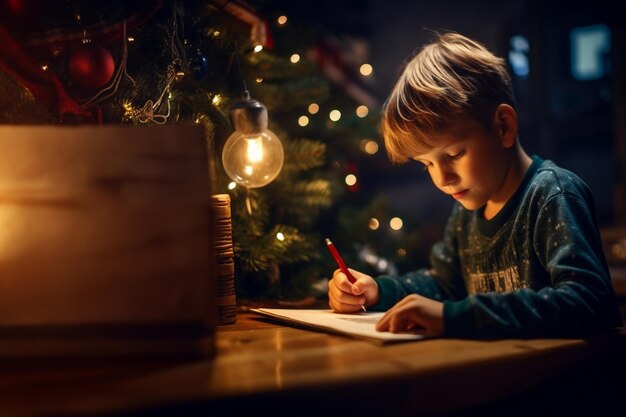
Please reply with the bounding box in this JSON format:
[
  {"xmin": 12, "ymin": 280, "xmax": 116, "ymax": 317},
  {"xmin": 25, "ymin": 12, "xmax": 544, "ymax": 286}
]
[
  {"xmin": 0, "ymin": 0, "xmax": 429, "ymax": 304},
  {"xmin": 0, "ymin": 0, "xmax": 351, "ymax": 303}
]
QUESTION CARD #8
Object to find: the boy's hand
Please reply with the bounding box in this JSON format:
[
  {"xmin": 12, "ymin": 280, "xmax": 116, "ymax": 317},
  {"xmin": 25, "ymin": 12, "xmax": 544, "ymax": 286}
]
[
  {"xmin": 375, "ymin": 294, "xmax": 444, "ymax": 336},
  {"xmin": 328, "ymin": 268, "xmax": 379, "ymax": 313}
]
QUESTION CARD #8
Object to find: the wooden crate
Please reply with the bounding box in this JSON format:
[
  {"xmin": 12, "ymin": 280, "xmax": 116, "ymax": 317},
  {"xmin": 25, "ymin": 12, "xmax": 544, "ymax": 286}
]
[{"xmin": 0, "ymin": 125, "xmax": 215, "ymax": 357}]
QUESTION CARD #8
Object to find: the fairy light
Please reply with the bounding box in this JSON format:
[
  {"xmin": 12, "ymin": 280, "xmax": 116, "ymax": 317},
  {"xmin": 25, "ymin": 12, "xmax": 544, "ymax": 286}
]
[
  {"xmin": 345, "ymin": 174, "xmax": 357, "ymax": 186},
  {"xmin": 298, "ymin": 115, "xmax": 309, "ymax": 126},
  {"xmin": 277, "ymin": 15, "xmax": 288, "ymax": 25},
  {"xmin": 127, "ymin": 37, "xmax": 135, "ymax": 42},
  {"xmin": 364, "ymin": 140, "xmax": 379, "ymax": 155},
  {"xmin": 228, "ymin": 182, "xmax": 237, "ymax": 190},
  {"xmin": 41, "ymin": 64, "xmax": 48, "ymax": 71},
  {"xmin": 212, "ymin": 30, "xmax": 221, "ymax": 38},
  {"xmin": 356, "ymin": 105, "xmax": 369, "ymax": 118},
  {"xmin": 360, "ymin": 63, "xmax": 373, "ymax": 76},
  {"xmin": 256, "ymin": 77, "xmax": 264, "ymax": 83},
  {"xmin": 276, "ymin": 232, "xmax": 285, "ymax": 241},
  {"xmin": 253, "ymin": 44, "xmax": 263, "ymax": 53},
  {"xmin": 290, "ymin": 54, "xmax": 300, "ymax": 63},
  {"xmin": 212, "ymin": 94, "xmax": 223, "ymax": 106},
  {"xmin": 397, "ymin": 248, "xmax": 407, "ymax": 257},
  {"xmin": 308, "ymin": 103, "xmax": 319, "ymax": 114},
  {"xmin": 390, "ymin": 217, "xmax": 403, "ymax": 230},
  {"xmin": 329, "ymin": 109, "xmax": 341, "ymax": 121},
  {"xmin": 368, "ymin": 218, "xmax": 380, "ymax": 230}
]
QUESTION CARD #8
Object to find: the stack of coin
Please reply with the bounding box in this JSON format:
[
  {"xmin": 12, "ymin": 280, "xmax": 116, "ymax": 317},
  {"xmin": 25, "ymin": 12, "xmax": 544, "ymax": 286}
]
[{"xmin": 210, "ymin": 194, "xmax": 237, "ymax": 325}]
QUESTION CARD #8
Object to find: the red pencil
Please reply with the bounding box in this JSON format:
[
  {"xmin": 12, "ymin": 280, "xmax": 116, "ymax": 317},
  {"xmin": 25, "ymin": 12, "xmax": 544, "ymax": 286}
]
[{"xmin": 325, "ymin": 238, "xmax": 366, "ymax": 312}]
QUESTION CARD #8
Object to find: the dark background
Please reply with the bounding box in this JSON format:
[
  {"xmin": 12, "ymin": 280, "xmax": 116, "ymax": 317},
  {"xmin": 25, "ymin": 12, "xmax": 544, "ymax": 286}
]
[{"xmin": 264, "ymin": 0, "xmax": 625, "ymax": 259}]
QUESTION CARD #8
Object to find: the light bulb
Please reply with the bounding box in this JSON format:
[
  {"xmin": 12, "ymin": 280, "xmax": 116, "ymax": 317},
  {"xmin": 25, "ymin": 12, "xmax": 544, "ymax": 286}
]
[
  {"xmin": 222, "ymin": 129, "xmax": 284, "ymax": 188},
  {"xmin": 222, "ymin": 93, "xmax": 284, "ymax": 188}
]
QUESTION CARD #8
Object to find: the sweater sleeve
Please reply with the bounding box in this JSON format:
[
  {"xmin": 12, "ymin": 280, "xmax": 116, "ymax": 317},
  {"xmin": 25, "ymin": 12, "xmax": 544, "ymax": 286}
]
[
  {"xmin": 371, "ymin": 205, "xmax": 468, "ymax": 311},
  {"xmin": 444, "ymin": 192, "xmax": 622, "ymax": 338}
]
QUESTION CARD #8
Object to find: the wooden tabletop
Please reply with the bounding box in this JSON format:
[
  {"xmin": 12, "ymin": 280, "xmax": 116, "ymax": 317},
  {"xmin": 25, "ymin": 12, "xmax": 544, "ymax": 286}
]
[{"xmin": 1, "ymin": 311, "xmax": 625, "ymax": 417}]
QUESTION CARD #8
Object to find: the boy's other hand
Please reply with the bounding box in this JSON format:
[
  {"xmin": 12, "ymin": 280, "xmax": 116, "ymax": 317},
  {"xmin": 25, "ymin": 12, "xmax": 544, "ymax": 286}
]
[
  {"xmin": 375, "ymin": 294, "xmax": 444, "ymax": 336},
  {"xmin": 328, "ymin": 268, "xmax": 379, "ymax": 313}
]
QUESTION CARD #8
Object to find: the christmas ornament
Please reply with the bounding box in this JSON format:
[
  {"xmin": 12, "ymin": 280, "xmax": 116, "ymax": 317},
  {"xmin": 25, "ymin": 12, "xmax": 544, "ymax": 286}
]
[
  {"xmin": 222, "ymin": 93, "xmax": 284, "ymax": 189},
  {"xmin": 68, "ymin": 43, "xmax": 115, "ymax": 90},
  {"xmin": 189, "ymin": 48, "xmax": 208, "ymax": 79}
]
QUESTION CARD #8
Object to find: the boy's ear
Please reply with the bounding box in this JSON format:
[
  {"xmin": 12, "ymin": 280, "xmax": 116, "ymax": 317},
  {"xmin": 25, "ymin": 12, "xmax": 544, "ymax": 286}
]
[{"xmin": 493, "ymin": 104, "xmax": 518, "ymax": 148}]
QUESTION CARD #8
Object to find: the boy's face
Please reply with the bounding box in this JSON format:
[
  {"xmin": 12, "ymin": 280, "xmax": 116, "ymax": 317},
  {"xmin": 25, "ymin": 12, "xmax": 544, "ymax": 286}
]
[{"xmin": 413, "ymin": 114, "xmax": 513, "ymax": 212}]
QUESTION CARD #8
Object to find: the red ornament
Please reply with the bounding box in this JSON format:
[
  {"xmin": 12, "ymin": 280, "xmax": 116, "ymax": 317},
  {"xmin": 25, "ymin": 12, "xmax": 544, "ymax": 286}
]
[{"xmin": 68, "ymin": 43, "xmax": 115, "ymax": 90}]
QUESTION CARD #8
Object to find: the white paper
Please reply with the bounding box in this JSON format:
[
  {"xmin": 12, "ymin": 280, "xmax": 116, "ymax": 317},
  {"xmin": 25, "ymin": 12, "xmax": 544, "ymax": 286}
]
[{"xmin": 250, "ymin": 308, "xmax": 424, "ymax": 344}]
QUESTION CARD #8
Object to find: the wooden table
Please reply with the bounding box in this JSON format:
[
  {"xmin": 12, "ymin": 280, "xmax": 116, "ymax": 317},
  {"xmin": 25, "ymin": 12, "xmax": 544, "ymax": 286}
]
[{"xmin": 1, "ymin": 311, "xmax": 625, "ymax": 417}]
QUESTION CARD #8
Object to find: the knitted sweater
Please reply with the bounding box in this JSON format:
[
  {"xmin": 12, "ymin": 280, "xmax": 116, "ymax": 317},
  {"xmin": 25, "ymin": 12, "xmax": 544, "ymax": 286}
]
[{"xmin": 372, "ymin": 156, "xmax": 623, "ymax": 338}]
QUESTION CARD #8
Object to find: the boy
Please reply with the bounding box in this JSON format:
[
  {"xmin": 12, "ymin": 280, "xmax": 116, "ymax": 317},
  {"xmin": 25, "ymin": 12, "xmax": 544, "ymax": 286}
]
[{"xmin": 328, "ymin": 32, "xmax": 623, "ymax": 338}]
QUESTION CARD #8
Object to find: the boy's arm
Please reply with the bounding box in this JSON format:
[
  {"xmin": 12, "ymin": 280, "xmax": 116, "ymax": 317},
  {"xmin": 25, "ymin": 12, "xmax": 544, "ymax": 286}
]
[
  {"xmin": 444, "ymin": 193, "xmax": 622, "ymax": 338},
  {"xmin": 370, "ymin": 205, "xmax": 468, "ymax": 311}
]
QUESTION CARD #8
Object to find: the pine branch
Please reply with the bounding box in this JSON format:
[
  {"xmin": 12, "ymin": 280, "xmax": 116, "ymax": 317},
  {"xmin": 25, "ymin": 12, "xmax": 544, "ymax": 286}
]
[{"xmin": 281, "ymin": 138, "xmax": 326, "ymax": 172}]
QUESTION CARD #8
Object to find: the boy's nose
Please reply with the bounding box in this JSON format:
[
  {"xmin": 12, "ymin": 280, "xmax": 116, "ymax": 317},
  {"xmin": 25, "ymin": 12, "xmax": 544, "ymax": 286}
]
[{"xmin": 433, "ymin": 165, "xmax": 457, "ymax": 187}]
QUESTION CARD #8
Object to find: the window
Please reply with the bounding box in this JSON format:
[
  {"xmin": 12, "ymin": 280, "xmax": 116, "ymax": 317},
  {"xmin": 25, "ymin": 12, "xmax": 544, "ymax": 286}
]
[{"xmin": 570, "ymin": 24, "xmax": 611, "ymax": 81}]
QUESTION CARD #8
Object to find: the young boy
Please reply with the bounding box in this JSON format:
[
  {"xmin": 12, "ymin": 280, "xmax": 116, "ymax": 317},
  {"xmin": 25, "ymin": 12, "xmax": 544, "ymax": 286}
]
[{"xmin": 328, "ymin": 32, "xmax": 623, "ymax": 338}]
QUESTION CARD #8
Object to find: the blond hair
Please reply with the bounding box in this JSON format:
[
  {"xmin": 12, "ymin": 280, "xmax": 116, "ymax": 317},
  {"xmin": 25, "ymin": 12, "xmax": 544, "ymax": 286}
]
[{"xmin": 381, "ymin": 32, "xmax": 515, "ymax": 163}]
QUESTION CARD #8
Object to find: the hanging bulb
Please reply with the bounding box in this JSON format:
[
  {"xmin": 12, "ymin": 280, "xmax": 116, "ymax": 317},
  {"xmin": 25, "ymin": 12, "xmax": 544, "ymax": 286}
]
[{"xmin": 222, "ymin": 93, "xmax": 284, "ymax": 188}]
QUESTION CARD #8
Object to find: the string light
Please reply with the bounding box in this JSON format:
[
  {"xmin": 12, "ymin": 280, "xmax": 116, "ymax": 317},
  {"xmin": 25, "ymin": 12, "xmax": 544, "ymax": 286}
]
[
  {"xmin": 308, "ymin": 103, "xmax": 319, "ymax": 114},
  {"xmin": 127, "ymin": 37, "xmax": 135, "ymax": 42},
  {"xmin": 397, "ymin": 248, "xmax": 407, "ymax": 257},
  {"xmin": 298, "ymin": 115, "xmax": 309, "ymax": 126},
  {"xmin": 41, "ymin": 64, "xmax": 48, "ymax": 71},
  {"xmin": 290, "ymin": 54, "xmax": 300, "ymax": 63},
  {"xmin": 356, "ymin": 105, "xmax": 369, "ymax": 118},
  {"xmin": 368, "ymin": 218, "xmax": 380, "ymax": 230},
  {"xmin": 345, "ymin": 174, "xmax": 357, "ymax": 186},
  {"xmin": 212, "ymin": 94, "xmax": 223, "ymax": 106},
  {"xmin": 228, "ymin": 182, "xmax": 237, "ymax": 190},
  {"xmin": 277, "ymin": 15, "xmax": 288, "ymax": 25},
  {"xmin": 253, "ymin": 44, "xmax": 263, "ymax": 53},
  {"xmin": 276, "ymin": 232, "xmax": 285, "ymax": 241},
  {"xmin": 329, "ymin": 109, "xmax": 341, "ymax": 121},
  {"xmin": 359, "ymin": 139, "xmax": 379, "ymax": 155},
  {"xmin": 390, "ymin": 217, "xmax": 403, "ymax": 230},
  {"xmin": 360, "ymin": 63, "xmax": 373, "ymax": 76},
  {"xmin": 256, "ymin": 77, "xmax": 264, "ymax": 83}
]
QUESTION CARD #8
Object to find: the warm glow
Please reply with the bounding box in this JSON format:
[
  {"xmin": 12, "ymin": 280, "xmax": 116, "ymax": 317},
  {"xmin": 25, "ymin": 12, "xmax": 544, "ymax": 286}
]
[
  {"xmin": 290, "ymin": 54, "xmax": 300, "ymax": 63},
  {"xmin": 364, "ymin": 140, "xmax": 379, "ymax": 155},
  {"xmin": 390, "ymin": 217, "xmax": 403, "ymax": 230},
  {"xmin": 212, "ymin": 30, "xmax": 221, "ymax": 37},
  {"xmin": 41, "ymin": 65, "xmax": 48, "ymax": 71},
  {"xmin": 256, "ymin": 77, "xmax": 263, "ymax": 83},
  {"xmin": 277, "ymin": 15, "xmax": 288, "ymax": 25},
  {"xmin": 329, "ymin": 110, "xmax": 341, "ymax": 121},
  {"xmin": 127, "ymin": 37, "xmax": 135, "ymax": 42},
  {"xmin": 397, "ymin": 248, "xmax": 407, "ymax": 257},
  {"xmin": 345, "ymin": 174, "xmax": 357, "ymax": 186},
  {"xmin": 356, "ymin": 105, "xmax": 369, "ymax": 118},
  {"xmin": 298, "ymin": 115, "xmax": 309, "ymax": 126},
  {"xmin": 360, "ymin": 63, "xmax": 373, "ymax": 76},
  {"xmin": 308, "ymin": 103, "xmax": 319, "ymax": 114},
  {"xmin": 228, "ymin": 182, "xmax": 237, "ymax": 190},
  {"xmin": 246, "ymin": 137, "xmax": 263, "ymax": 163},
  {"xmin": 368, "ymin": 218, "xmax": 380, "ymax": 230},
  {"xmin": 244, "ymin": 165, "xmax": 253, "ymax": 175},
  {"xmin": 212, "ymin": 94, "xmax": 223, "ymax": 106},
  {"xmin": 276, "ymin": 232, "xmax": 285, "ymax": 241},
  {"xmin": 253, "ymin": 44, "xmax": 263, "ymax": 53}
]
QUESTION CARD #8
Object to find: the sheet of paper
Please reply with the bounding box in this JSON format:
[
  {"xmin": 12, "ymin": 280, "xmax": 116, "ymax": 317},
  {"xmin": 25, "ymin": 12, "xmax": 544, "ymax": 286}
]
[{"xmin": 250, "ymin": 308, "xmax": 424, "ymax": 344}]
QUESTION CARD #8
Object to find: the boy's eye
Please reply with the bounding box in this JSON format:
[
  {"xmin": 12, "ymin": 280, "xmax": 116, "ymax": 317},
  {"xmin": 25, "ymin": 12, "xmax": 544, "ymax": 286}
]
[{"xmin": 448, "ymin": 149, "xmax": 465, "ymax": 160}]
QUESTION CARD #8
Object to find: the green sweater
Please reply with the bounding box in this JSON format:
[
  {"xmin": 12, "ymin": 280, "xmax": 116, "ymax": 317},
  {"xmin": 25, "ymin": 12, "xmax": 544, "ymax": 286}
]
[{"xmin": 372, "ymin": 156, "xmax": 623, "ymax": 338}]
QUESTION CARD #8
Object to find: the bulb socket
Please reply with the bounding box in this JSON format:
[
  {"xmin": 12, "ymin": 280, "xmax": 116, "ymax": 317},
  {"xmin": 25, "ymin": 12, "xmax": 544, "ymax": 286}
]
[{"xmin": 229, "ymin": 95, "xmax": 268, "ymax": 134}]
